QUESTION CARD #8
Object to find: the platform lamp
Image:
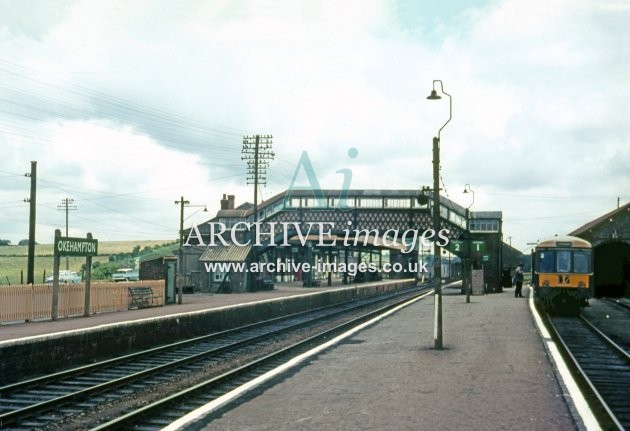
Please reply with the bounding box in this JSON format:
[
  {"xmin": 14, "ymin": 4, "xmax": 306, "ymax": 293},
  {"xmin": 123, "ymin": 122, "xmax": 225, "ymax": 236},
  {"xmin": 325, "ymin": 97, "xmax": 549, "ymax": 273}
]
[
  {"xmin": 463, "ymin": 184, "xmax": 475, "ymax": 303},
  {"xmin": 427, "ymin": 80, "xmax": 452, "ymax": 350}
]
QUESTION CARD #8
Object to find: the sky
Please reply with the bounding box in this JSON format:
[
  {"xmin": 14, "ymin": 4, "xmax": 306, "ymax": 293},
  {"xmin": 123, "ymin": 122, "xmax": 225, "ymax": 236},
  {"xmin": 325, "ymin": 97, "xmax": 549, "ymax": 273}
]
[{"xmin": 0, "ymin": 0, "xmax": 628, "ymax": 253}]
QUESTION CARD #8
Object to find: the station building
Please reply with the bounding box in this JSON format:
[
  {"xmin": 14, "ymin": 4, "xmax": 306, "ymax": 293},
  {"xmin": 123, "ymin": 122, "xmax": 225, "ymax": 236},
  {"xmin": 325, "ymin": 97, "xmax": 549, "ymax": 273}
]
[{"xmin": 569, "ymin": 202, "xmax": 630, "ymax": 297}]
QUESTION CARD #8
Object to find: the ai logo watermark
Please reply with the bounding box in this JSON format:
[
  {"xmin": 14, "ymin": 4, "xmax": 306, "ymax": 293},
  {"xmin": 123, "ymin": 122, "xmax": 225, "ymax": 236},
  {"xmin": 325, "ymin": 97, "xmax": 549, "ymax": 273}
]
[
  {"xmin": 184, "ymin": 146, "xmax": 452, "ymax": 252},
  {"xmin": 284, "ymin": 147, "xmax": 358, "ymax": 210}
]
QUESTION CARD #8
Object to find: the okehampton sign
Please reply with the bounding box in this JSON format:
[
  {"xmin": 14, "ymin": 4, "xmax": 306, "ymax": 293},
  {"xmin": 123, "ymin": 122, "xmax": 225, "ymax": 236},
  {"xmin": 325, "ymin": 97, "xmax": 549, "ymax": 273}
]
[
  {"xmin": 51, "ymin": 230, "xmax": 98, "ymax": 321},
  {"xmin": 54, "ymin": 236, "xmax": 98, "ymax": 257}
]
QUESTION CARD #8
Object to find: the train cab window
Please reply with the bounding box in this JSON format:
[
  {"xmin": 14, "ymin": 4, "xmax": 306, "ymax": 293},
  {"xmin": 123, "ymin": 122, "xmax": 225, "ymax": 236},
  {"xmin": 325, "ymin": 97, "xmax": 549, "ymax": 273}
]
[
  {"xmin": 556, "ymin": 250, "xmax": 571, "ymax": 273},
  {"xmin": 573, "ymin": 250, "xmax": 591, "ymax": 273},
  {"xmin": 537, "ymin": 251, "xmax": 555, "ymax": 273}
]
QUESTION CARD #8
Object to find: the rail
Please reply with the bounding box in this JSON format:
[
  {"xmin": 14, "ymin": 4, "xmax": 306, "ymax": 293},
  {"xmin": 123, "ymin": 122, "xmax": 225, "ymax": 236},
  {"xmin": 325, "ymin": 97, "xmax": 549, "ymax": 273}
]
[
  {"xmin": 546, "ymin": 314, "xmax": 629, "ymax": 430},
  {"xmin": 0, "ymin": 283, "xmax": 425, "ymax": 428}
]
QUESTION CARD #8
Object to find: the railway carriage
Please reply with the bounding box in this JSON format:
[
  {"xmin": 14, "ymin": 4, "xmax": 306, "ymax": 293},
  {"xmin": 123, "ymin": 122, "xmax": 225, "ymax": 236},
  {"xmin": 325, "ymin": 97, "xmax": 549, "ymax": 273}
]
[{"xmin": 532, "ymin": 235, "xmax": 593, "ymax": 314}]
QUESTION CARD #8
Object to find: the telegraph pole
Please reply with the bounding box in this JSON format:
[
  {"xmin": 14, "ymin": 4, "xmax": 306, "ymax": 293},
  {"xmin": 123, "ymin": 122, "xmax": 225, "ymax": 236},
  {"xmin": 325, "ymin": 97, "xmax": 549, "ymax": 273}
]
[
  {"xmin": 175, "ymin": 196, "xmax": 190, "ymax": 247},
  {"xmin": 242, "ymin": 134, "xmax": 274, "ymax": 291},
  {"xmin": 58, "ymin": 198, "xmax": 77, "ymax": 270},
  {"xmin": 174, "ymin": 196, "xmax": 189, "ymax": 304},
  {"xmin": 242, "ymin": 134, "xmax": 274, "ymax": 224},
  {"xmin": 25, "ymin": 161, "xmax": 37, "ymax": 285}
]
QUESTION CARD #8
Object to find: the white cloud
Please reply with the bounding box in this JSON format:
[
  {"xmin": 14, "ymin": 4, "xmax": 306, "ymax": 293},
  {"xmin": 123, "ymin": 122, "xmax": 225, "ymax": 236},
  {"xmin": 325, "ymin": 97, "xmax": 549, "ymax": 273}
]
[{"xmin": 0, "ymin": 0, "xmax": 628, "ymax": 250}]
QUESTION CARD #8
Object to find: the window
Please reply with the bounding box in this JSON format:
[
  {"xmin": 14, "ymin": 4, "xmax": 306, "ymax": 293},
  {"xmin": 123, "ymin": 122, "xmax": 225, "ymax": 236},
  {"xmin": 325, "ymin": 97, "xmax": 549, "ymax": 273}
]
[
  {"xmin": 556, "ymin": 250, "xmax": 571, "ymax": 273},
  {"xmin": 358, "ymin": 198, "xmax": 382, "ymax": 208},
  {"xmin": 537, "ymin": 251, "xmax": 554, "ymax": 273},
  {"xmin": 449, "ymin": 212, "xmax": 466, "ymax": 228},
  {"xmin": 385, "ymin": 198, "xmax": 410, "ymax": 208},
  {"xmin": 470, "ymin": 219, "xmax": 499, "ymax": 232},
  {"xmin": 573, "ymin": 250, "xmax": 591, "ymax": 273},
  {"xmin": 288, "ymin": 198, "xmax": 300, "ymax": 208}
]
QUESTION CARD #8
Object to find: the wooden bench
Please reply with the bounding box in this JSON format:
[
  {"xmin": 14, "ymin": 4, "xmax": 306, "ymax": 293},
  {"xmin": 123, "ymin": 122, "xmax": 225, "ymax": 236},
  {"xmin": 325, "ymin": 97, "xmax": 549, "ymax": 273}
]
[{"xmin": 128, "ymin": 286, "xmax": 160, "ymax": 309}]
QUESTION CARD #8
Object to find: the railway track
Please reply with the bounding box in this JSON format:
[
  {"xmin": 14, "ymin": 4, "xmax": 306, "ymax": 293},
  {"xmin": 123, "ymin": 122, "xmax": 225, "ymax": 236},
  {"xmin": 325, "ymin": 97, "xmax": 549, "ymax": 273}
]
[
  {"xmin": 547, "ymin": 313, "xmax": 630, "ymax": 430},
  {"xmin": 92, "ymin": 289, "xmax": 429, "ymax": 430},
  {"xmin": 0, "ymin": 284, "xmax": 429, "ymax": 430}
]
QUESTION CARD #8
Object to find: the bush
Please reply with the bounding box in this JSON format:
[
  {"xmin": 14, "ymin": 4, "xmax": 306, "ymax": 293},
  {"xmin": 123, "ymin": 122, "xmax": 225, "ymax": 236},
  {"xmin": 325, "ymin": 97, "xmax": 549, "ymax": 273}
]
[{"xmin": 91, "ymin": 262, "xmax": 119, "ymax": 280}]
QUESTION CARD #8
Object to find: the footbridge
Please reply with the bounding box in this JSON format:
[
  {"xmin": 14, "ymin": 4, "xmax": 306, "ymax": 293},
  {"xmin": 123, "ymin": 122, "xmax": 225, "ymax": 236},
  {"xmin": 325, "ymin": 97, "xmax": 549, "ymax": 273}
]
[{"xmin": 181, "ymin": 190, "xmax": 503, "ymax": 293}]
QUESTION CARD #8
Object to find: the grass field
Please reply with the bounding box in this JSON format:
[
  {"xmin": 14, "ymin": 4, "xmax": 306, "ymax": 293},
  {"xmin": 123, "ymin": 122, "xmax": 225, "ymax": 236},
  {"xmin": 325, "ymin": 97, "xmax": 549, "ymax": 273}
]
[{"xmin": 0, "ymin": 240, "xmax": 176, "ymax": 285}]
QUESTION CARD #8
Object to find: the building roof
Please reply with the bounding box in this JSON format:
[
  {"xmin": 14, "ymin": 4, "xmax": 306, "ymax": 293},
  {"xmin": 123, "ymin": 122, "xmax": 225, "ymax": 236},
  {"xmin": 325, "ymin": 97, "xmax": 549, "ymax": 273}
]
[
  {"xmin": 569, "ymin": 203, "xmax": 630, "ymax": 236},
  {"xmin": 199, "ymin": 243, "xmax": 252, "ymax": 262}
]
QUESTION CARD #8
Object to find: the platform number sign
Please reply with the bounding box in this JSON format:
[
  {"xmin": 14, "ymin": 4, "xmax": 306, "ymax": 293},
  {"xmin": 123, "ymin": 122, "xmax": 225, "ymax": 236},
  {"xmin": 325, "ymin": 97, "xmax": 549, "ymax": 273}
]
[
  {"xmin": 472, "ymin": 241, "xmax": 486, "ymax": 253},
  {"xmin": 449, "ymin": 240, "xmax": 463, "ymax": 253}
]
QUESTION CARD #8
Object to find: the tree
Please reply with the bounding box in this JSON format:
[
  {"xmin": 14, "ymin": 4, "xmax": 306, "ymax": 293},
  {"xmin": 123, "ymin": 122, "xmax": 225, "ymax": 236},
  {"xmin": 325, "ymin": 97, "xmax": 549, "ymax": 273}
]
[
  {"xmin": 0, "ymin": 239, "xmax": 10, "ymax": 246},
  {"xmin": 90, "ymin": 262, "xmax": 119, "ymax": 280},
  {"xmin": 18, "ymin": 239, "xmax": 38, "ymax": 246}
]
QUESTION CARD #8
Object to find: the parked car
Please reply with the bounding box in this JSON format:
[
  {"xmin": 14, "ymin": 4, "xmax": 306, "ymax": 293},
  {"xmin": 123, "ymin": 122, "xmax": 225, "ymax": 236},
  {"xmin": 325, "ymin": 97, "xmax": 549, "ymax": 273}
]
[
  {"xmin": 112, "ymin": 268, "xmax": 140, "ymax": 282},
  {"xmin": 45, "ymin": 270, "xmax": 82, "ymax": 284}
]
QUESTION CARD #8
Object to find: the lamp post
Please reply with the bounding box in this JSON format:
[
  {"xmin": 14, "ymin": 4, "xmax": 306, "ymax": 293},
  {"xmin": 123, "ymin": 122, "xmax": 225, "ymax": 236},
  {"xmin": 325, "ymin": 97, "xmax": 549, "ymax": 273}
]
[
  {"xmin": 427, "ymin": 80, "xmax": 452, "ymax": 350},
  {"xmin": 463, "ymin": 184, "xmax": 475, "ymax": 303},
  {"xmin": 174, "ymin": 197, "xmax": 207, "ymax": 304}
]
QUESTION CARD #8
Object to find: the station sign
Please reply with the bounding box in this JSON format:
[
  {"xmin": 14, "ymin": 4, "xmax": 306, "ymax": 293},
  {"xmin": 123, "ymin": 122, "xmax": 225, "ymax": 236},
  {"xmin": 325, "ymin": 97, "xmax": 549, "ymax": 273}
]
[
  {"xmin": 447, "ymin": 240, "xmax": 464, "ymax": 253},
  {"xmin": 472, "ymin": 241, "xmax": 486, "ymax": 253},
  {"xmin": 445, "ymin": 240, "xmax": 486, "ymax": 254},
  {"xmin": 54, "ymin": 236, "xmax": 98, "ymax": 257}
]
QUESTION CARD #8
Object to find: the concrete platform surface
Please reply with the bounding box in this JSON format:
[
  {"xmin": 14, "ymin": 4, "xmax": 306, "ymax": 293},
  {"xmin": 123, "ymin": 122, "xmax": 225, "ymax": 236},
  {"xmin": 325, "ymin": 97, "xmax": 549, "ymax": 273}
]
[
  {"xmin": 0, "ymin": 284, "xmax": 337, "ymax": 343},
  {"xmin": 193, "ymin": 285, "xmax": 577, "ymax": 431}
]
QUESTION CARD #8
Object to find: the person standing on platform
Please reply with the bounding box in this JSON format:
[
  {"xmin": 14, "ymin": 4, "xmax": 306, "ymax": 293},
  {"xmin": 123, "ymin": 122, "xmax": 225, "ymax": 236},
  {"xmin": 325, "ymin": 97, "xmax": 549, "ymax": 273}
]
[{"xmin": 513, "ymin": 263, "xmax": 524, "ymax": 298}]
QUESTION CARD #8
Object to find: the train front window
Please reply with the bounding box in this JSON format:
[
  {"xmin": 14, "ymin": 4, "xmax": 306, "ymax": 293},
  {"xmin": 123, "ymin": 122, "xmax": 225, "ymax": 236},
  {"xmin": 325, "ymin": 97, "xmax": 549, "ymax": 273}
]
[
  {"xmin": 573, "ymin": 250, "xmax": 591, "ymax": 273},
  {"xmin": 556, "ymin": 250, "xmax": 571, "ymax": 273},
  {"xmin": 537, "ymin": 251, "xmax": 555, "ymax": 273}
]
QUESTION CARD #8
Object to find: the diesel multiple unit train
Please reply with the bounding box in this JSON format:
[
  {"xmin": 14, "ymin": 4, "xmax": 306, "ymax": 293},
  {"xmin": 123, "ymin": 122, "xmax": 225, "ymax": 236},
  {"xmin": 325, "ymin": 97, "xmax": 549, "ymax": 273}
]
[{"xmin": 531, "ymin": 235, "xmax": 593, "ymax": 314}]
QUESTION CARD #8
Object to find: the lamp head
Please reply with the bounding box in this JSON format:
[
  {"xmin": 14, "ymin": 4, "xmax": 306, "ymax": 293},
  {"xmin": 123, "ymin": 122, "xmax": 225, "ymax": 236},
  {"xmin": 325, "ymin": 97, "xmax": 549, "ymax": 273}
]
[
  {"xmin": 417, "ymin": 193, "xmax": 429, "ymax": 205},
  {"xmin": 427, "ymin": 89, "xmax": 441, "ymax": 100}
]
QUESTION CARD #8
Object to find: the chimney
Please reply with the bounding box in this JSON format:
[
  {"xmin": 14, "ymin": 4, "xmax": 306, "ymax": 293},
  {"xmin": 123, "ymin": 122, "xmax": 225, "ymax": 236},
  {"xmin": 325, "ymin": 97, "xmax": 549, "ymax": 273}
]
[
  {"xmin": 227, "ymin": 195, "xmax": 235, "ymax": 210},
  {"xmin": 220, "ymin": 194, "xmax": 228, "ymax": 210}
]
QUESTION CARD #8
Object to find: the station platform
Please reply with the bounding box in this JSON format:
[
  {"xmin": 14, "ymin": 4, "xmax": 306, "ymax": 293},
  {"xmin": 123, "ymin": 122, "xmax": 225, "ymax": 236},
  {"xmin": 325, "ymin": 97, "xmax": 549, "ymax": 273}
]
[
  {"xmin": 0, "ymin": 283, "xmax": 338, "ymax": 344},
  {"xmin": 187, "ymin": 285, "xmax": 579, "ymax": 431}
]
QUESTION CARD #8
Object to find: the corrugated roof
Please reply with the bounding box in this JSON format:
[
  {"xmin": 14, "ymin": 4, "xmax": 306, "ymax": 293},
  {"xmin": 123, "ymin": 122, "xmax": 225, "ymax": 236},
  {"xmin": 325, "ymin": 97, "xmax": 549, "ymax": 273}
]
[{"xmin": 199, "ymin": 242, "xmax": 252, "ymax": 262}]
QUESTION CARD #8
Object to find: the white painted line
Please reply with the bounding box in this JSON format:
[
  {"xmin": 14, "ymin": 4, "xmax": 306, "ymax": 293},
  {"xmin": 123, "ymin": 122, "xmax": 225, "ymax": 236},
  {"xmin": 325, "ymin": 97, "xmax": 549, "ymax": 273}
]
[
  {"xmin": 162, "ymin": 290, "xmax": 433, "ymax": 431},
  {"xmin": 528, "ymin": 287, "xmax": 600, "ymax": 430},
  {"xmin": 528, "ymin": 289, "xmax": 551, "ymax": 340}
]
